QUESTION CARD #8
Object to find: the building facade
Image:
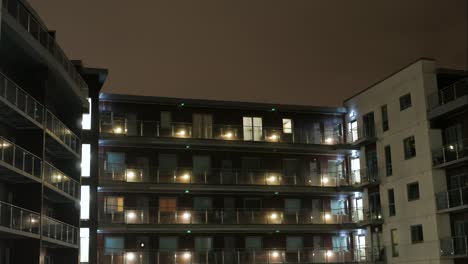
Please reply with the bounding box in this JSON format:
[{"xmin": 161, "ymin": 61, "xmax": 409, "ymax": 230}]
[{"xmin": 0, "ymin": 0, "xmax": 104, "ymax": 263}]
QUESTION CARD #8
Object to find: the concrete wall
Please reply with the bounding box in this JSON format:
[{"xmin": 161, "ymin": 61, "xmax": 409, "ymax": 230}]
[{"xmin": 344, "ymin": 59, "xmax": 452, "ymax": 264}]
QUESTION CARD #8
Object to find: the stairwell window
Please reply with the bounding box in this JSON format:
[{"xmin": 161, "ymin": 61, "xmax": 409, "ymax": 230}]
[
  {"xmin": 399, "ymin": 93, "xmax": 412, "ymax": 111},
  {"xmin": 410, "ymin": 225, "xmax": 424, "ymax": 243},
  {"xmin": 407, "ymin": 182, "xmax": 420, "ymax": 201},
  {"xmin": 388, "ymin": 189, "xmax": 396, "ymax": 216},
  {"xmin": 403, "ymin": 136, "xmax": 416, "ymax": 159}
]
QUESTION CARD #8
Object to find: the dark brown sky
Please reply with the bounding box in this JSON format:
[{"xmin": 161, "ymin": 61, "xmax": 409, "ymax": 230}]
[{"xmin": 29, "ymin": 0, "xmax": 467, "ymax": 106}]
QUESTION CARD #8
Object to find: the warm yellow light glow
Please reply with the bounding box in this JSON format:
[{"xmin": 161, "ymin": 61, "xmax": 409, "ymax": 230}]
[
  {"xmin": 127, "ymin": 212, "xmax": 136, "ymax": 220},
  {"xmin": 126, "ymin": 253, "xmax": 136, "ymax": 261},
  {"xmin": 0, "ymin": 142, "xmax": 11, "ymax": 148},
  {"xmin": 176, "ymin": 130, "xmax": 187, "ymax": 137},
  {"xmin": 267, "ymin": 176, "xmax": 277, "ymax": 182},
  {"xmin": 324, "ymin": 213, "xmax": 331, "ymax": 220},
  {"xmin": 223, "ymin": 132, "xmax": 233, "ymax": 139},
  {"xmin": 449, "ymin": 145, "xmax": 454, "ymax": 150},
  {"xmin": 270, "ymin": 213, "xmax": 278, "ymax": 220},
  {"xmin": 113, "ymin": 127, "xmax": 123, "ymax": 134},
  {"xmin": 269, "ymin": 134, "xmax": 279, "ymax": 141},
  {"xmin": 182, "ymin": 252, "xmax": 191, "ymax": 260},
  {"xmin": 182, "ymin": 174, "xmax": 190, "ymax": 180},
  {"xmin": 321, "ymin": 177, "xmax": 329, "ymax": 184},
  {"xmin": 325, "ymin": 137, "xmax": 333, "ymax": 144},
  {"xmin": 30, "ymin": 218, "xmax": 37, "ymax": 223},
  {"xmin": 271, "ymin": 251, "xmax": 279, "ymax": 258},
  {"xmin": 126, "ymin": 170, "xmax": 136, "ymax": 179},
  {"xmin": 182, "ymin": 212, "xmax": 191, "ymax": 220},
  {"xmin": 326, "ymin": 250, "xmax": 333, "ymax": 257}
]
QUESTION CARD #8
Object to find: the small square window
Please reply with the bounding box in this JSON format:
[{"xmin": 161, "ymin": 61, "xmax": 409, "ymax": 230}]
[
  {"xmin": 403, "ymin": 136, "xmax": 416, "ymax": 159},
  {"xmin": 410, "ymin": 225, "xmax": 424, "ymax": 243},
  {"xmin": 407, "ymin": 182, "xmax": 420, "ymax": 201},
  {"xmin": 399, "ymin": 93, "xmax": 412, "ymax": 110}
]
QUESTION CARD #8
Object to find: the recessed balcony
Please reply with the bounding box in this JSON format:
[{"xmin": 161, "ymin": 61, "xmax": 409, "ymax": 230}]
[
  {"xmin": 43, "ymin": 162, "xmax": 80, "ymax": 201},
  {"xmin": 436, "ymin": 187, "xmax": 468, "ymax": 213},
  {"xmin": 0, "ymin": 72, "xmax": 44, "ymax": 129},
  {"xmin": 440, "ymin": 236, "xmax": 468, "ymax": 258},
  {"xmin": 352, "ymin": 208, "xmax": 383, "ymax": 226},
  {"xmin": 100, "ymin": 247, "xmax": 382, "ymax": 264},
  {"xmin": 346, "ymin": 126, "xmax": 377, "ymax": 146},
  {"xmin": 350, "ymin": 167, "xmax": 381, "ymax": 188},
  {"xmin": 427, "ymin": 78, "xmax": 468, "ymax": 120},
  {"xmin": 432, "ymin": 139, "xmax": 468, "ymax": 168},
  {"xmin": 100, "ymin": 118, "xmax": 345, "ymax": 146},
  {"xmin": 0, "ymin": 136, "xmax": 42, "ymax": 183},
  {"xmin": 0, "ymin": 200, "xmax": 40, "ymax": 239},
  {"xmin": 45, "ymin": 110, "xmax": 81, "ymax": 158}
]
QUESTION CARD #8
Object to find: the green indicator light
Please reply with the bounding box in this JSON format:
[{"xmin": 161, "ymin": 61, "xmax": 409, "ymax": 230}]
[
  {"xmin": 275, "ymin": 230, "xmax": 280, "ymax": 233},
  {"xmin": 187, "ymin": 230, "xmax": 191, "ymax": 233},
  {"xmin": 185, "ymin": 189, "xmax": 190, "ymax": 193},
  {"xmin": 274, "ymin": 192, "xmax": 279, "ymax": 195}
]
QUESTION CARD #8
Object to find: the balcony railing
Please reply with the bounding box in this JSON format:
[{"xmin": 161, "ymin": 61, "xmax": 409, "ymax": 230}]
[
  {"xmin": 100, "ymin": 162, "xmax": 350, "ymax": 187},
  {"xmin": 350, "ymin": 167, "xmax": 381, "ymax": 186},
  {"xmin": 346, "ymin": 125, "xmax": 376, "ymax": 144},
  {"xmin": 428, "ymin": 78, "xmax": 468, "ymax": 110},
  {"xmin": 440, "ymin": 236, "xmax": 468, "ymax": 257},
  {"xmin": 42, "ymin": 216, "xmax": 78, "ymax": 245},
  {"xmin": 0, "ymin": 200, "xmax": 40, "ymax": 235},
  {"xmin": 0, "ymin": 136, "xmax": 42, "ymax": 179},
  {"xmin": 432, "ymin": 139, "xmax": 468, "ymax": 166},
  {"xmin": 436, "ymin": 187, "xmax": 468, "ymax": 211},
  {"xmin": 100, "ymin": 207, "xmax": 358, "ymax": 225},
  {"xmin": 100, "ymin": 118, "xmax": 344, "ymax": 145},
  {"xmin": 45, "ymin": 110, "xmax": 81, "ymax": 155},
  {"xmin": 0, "ymin": 72, "xmax": 44, "ymax": 124},
  {"xmin": 2, "ymin": 0, "xmax": 88, "ymax": 92},
  {"xmin": 100, "ymin": 247, "xmax": 382, "ymax": 264},
  {"xmin": 43, "ymin": 162, "xmax": 80, "ymax": 199},
  {"xmin": 351, "ymin": 208, "xmax": 383, "ymax": 225}
]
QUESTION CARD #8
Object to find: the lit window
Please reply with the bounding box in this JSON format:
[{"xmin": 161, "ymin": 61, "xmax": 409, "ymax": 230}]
[
  {"xmin": 82, "ymin": 98, "xmax": 92, "ymax": 130},
  {"xmin": 80, "ymin": 186, "xmax": 90, "ymax": 220},
  {"xmin": 282, "ymin": 119, "xmax": 293, "ymax": 134},
  {"xmin": 80, "ymin": 228, "xmax": 90, "ymax": 263},
  {"xmin": 81, "ymin": 144, "xmax": 91, "ymax": 177}
]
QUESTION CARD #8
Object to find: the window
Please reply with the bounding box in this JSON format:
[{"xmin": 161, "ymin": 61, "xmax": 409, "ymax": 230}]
[
  {"xmin": 348, "ymin": 120, "xmax": 358, "ymax": 142},
  {"xmin": 381, "ymin": 105, "xmax": 389, "ymax": 131},
  {"xmin": 80, "ymin": 228, "xmax": 90, "ymax": 263},
  {"xmin": 362, "ymin": 112, "xmax": 375, "ymax": 137},
  {"xmin": 399, "ymin": 93, "xmax": 412, "ymax": 110},
  {"xmin": 282, "ymin": 119, "xmax": 293, "ymax": 134},
  {"xmin": 410, "ymin": 225, "xmax": 424, "ymax": 243},
  {"xmin": 80, "ymin": 186, "xmax": 90, "ymax": 220},
  {"xmin": 388, "ymin": 189, "xmax": 396, "ymax": 216},
  {"xmin": 82, "ymin": 98, "xmax": 92, "ymax": 130},
  {"xmin": 391, "ymin": 229, "xmax": 399, "ymax": 257},
  {"xmin": 245, "ymin": 237, "xmax": 262, "ymax": 250},
  {"xmin": 331, "ymin": 200, "xmax": 346, "ymax": 215},
  {"xmin": 286, "ymin": 237, "xmax": 304, "ymax": 251},
  {"xmin": 104, "ymin": 197, "xmax": 124, "ymax": 213},
  {"xmin": 332, "ymin": 236, "xmax": 349, "ymax": 251},
  {"xmin": 407, "ymin": 182, "xmax": 420, "ymax": 201},
  {"xmin": 194, "ymin": 197, "xmax": 213, "ymax": 209},
  {"xmin": 104, "ymin": 237, "xmax": 124, "ymax": 254},
  {"xmin": 403, "ymin": 136, "xmax": 416, "ymax": 159},
  {"xmin": 195, "ymin": 237, "xmax": 213, "ymax": 250},
  {"xmin": 81, "ymin": 144, "xmax": 91, "ymax": 177},
  {"xmin": 384, "ymin": 145, "xmax": 392, "ymax": 176},
  {"xmin": 243, "ymin": 117, "xmax": 263, "ymax": 141},
  {"xmin": 159, "ymin": 197, "xmax": 177, "ymax": 212},
  {"xmin": 160, "ymin": 111, "xmax": 172, "ymax": 129},
  {"xmin": 159, "ymin": 237, "xmax": 178, "ymax": 251}
]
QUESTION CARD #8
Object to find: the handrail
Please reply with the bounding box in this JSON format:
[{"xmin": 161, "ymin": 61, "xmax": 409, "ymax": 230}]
[
  {"xmin": 436, "ymin": 187, "xmax": 468, "ymax": 211},
  {"xmin": 43, "ymin": 162, "xmax": 80, "ymax": 199},
  {"xmin": 45, "ymin": 110, "xmax": 81, "ymax": 155},
  {"xmin": 428, "ymin": 78, "xmax": 468, "ymax": 110},
  {"xmin": 432, "ymin": 139, "xmax": 468, "ymax": 166},
  {"xmin": 42, "ymin": 216, "xmax": 78, "ymax": 245},
  {"xmin": 0, "ymin": 135, "xmax": 42, "ymax": 178},
  {"xmin": 0, "ymin": 200, "xmax": 41, "ymax": 235}
]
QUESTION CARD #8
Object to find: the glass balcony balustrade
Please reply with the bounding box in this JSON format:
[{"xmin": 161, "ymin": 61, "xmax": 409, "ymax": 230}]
[
  {"xmin": 351, "ymin": 208, "xmax": 383, "ymax": 224},
  {"xmin": 0, "ymin": 201, "xmax": 40, "ymax": 235},
  {"xmin": 43, "ymin": 162, "xmax": 80, "ymax": 199},
  {"xmin": 432, "ymin": 139, "xmax": 468, "ymax": 167},
  {"xmin": 100, "ymin": 118, "xmax": 344, "ymax": 145},
  {"xmin": 346, "ymin": 125, "xmax": 376, "ymax": 144},
  {"xmin": 45, "ymin": 110, "xmax": 81, "ymax": 155},
  {"xmin": 0, "ymin": 136, "xmax": 42, "ymax": 178},
  {"xmin": 100, "ymin": 206, "xmax": 360, "ymax": 225},
  {"xmin": 42, "ymin": 216, "xmax": 78, "ymax": 245},
  {"xmin": 2, "ymin": 0, "xmax": 88, "ymax": 91},
  {"xmin": 100, "ymin": 161, "xmax": 350, "ymax": 187},
  {"xmin": 436, "ymin": 187, "xmax": 468, "ymax": 211},
  {"xmin": 440, "ymin": 236, "xmax": 468, "ymax": 257},
  {"xmin": 100, "ymin": 247, "xmax": 382, "ymax": 264},
  {"xmin": 349, "ymin": 167, "xmax": 381, "ymax": 186},
  {"xmin": 427, "ymin": 78, "xmax": 468, "ymax": 110}
]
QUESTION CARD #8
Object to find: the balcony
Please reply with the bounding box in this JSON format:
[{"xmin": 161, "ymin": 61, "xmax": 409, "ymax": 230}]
[
  {"xmin": 42, "ymin": 216, "xmax": 78, "ymax": 247},
  {"xmin": 43, "ymin": 162, "xmax": 80, "ymax": 201},
  {"xmin": 99, "ymin": 162, "xmax": 353, "ymax": 191},
  {"xmin": 428, "ymin": 78, "xmax": 468, "ymax": 119},
  {"xmin": 1, "ymin": 0, "xmax": 88, "ymax": 93},
  {"xmin": 0, "ymin": 201, "xmax": 40, "ymax": 239},
  {"xmin": 350, "ymin": 167, "xmax": 381, "ymax": 188},
  {"xmin": 346, "ymin": 126, "xmax": 377, "ymax": 146},
  {"xmin": 440, "ymin": 236, "xmax": 468, "ymax": 258},
  {"xmin": 45, "ymin": 110, "xmax": 81, "ymax": 158},
  {"xmin": 0, "ymin": 136, "xmax": 42, "ymax": 182},
  {"xmin": 0, "ymin": 72, "xmax": 44, "ymax": 128},
  {"xmin": 100, "ymin": 247, "xmax": 382, "ymax": 264},
  {"xmin": 100, "ymin": 207, "xmax": 359, "ymax": 229},
  {"xmin": 100, "ymin": 119, "xmax": 346, "ymax": 147},
  {"xmin": 352, "ymin": 208, "xmax": 383, "ymax": 226},
  {"xmin": 432, "ymin": 139, "xmax": 468, "ymax": 168},
  {"xmin": 435, "ymin": 187, "xmax": 468, "ymax": 213}
]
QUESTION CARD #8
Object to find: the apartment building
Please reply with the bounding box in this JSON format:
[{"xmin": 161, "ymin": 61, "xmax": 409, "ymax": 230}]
[
  {"xmin": 93, "ymin": 94, "xmax": 385, "ymax": 264},
  {"xmin": 344, "ymin": 58, "xmax": 468, "ymax": 264},
  {"xmin": 0, "ymin": 0, "xmax": 104, "ymax": 263}
]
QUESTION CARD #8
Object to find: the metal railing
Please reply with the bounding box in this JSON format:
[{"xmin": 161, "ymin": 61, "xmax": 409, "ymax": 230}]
[
  {"xmin": 45, "ymin": 110, "xmax": 80, "ymax": 155},
  {"xmin": 440, "ymin": 236, "xmax": 468, "ymax": 257},
  {"xmin": 0, "ymin": 200, "xmax": 40, "ymax": 235},
  {"xmin": 42, "ymin": 216, "xmax": 78, "ymax": 245},
  {"xmin": 436, "ymin": 187, "xmax": 468, "ymax": 211},
  {"xmin": 0, "ymin": 136, "xmax": 42, "ymax": 178},
  {"xmin": 0, "ymin": 72, "xmax": 44, "ymax": 124},
  {"xmin": 346, "ymin": 125, "xmax": 376, "ymax": 144},
  {"xmin": 428, "ymin": 78, "xmax": 468, "ymax": 110},
  {"xmin": 432, "ymin": 139, "xmax": 468, "ymax": 166},
  {"xmin": 350, "ymin": 167, "xmax": 381, "ymax": 186},
  {"xmin": 100, "ymin": 162, "xmax": 350, "ymax": 187},
  {"xmin": 1, "ymin": 0, "xmax": 88, "ymax": 92},
  {"xmin": 100, "ymin": 207, "xmax": 358, "ymax": 225},
  {"xmin": 351, "ymin": 208, "xmax": 383, "ymax": 224},
  {"xmin": 100, "ymin": 118, "xmax": 345, "ymax": 145},
  {"xmin": 100, "ymin": 247, "xmax": 383, "ymax": 264},
  {"xmin": 43, "ymin": 162, "xmax": 80, "ymax": 199}
]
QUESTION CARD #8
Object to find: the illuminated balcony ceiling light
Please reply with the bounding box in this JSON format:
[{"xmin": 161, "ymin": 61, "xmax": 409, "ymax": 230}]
[
  {"xmin": 271, "ymin": 251, "xmax": 279, "ymax": 258},
  {"xmin": 0, "ymin": 142, "xmax": 11, "ymax": 148},
  {"xmin": 269, "ymin": 134, "xmax": 279, "ymax": 141},
  {"xmin": 126, "ymin": 253, "xmax": 136, "ymax": 261},
  {"xmin": 270, "ymin": 213, "xmax": 278, "ymax": 219},
  {"xmin": 325, "ymin": 137, "xmax": 333, "ymax": 143},
  {"xmin": 321, "ymin": 177, "xmax": 329, "ymax": 184},
  {"xmin": 324, "ymin": 213, "xmax": 331, "ymax": 220},
  {"xmin": 176, "ymin": 130, "xmax": 186, "ymax": 137},
  {"xmin": 183, "ymin": 252, "xmax": 191, "ymax": 260},
  {"xmin": 182, "ymin": 212, "xmax": 191, "ymax": 220},
  {"xmin": 113, "ymin": 127, "xmax": 123, "ymax": 134},
  {"xmin": 127, "ymin": 212, "xmax": 136, "ymax": 219},
  {"xmin": 223, "ymin": 132, "xmax": 233, "ymax": 138},
  {"xmin": 449, "ymin": 145, "xmax": 454, "ymax": 150},
  {"xmin": 267, "ymin": 176, "xmax": 277, "ymax": 182},
  {"xmin": 126, "ymin": 170, "xmax": 136, "ymax": 179},
  {"xmin": 326, "ymin": 250, "xmax": 333, "ymax": 257},
  {"xmin": 181, "ymin": 174, "xmax": 190, "ymax": 180}
]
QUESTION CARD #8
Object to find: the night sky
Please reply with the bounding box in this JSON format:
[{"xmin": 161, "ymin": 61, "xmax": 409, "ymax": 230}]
[{"xmin": 29, "ymin": 0, "xmax": 467, "ymax": 106}]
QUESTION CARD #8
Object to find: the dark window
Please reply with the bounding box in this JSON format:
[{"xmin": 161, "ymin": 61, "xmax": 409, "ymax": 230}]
[
  {"xmin": 399, "ymin": 93, "xmax": 412, "ymax": 110},
  {"xmin": 381, "ymin": 105, "xmax": 389, "ymax": 131},
  {"xmin": 407, "ymin": 182, "xmax": 420, "ymax": 201},
  {"xmin": 388, "ymin": 189, "xmax": 396, "ymax": 216},
  {"xmin": 391, "ymin": 229, "xmax": 399, "ymax": 257},
  {"xmin": 362, "ymin": 112, "xmax": 375, "ymax": 138},
  {"xmin": 410, "ymin": 225, "xmax": 424, "ymax": 243},
  {"xmin": 403, "ymin": 136, "xmax": 416, "ymax": 159},
  {"xmin": 385, "ymin": 145, "xmax": 392, "ymax": 176}
]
